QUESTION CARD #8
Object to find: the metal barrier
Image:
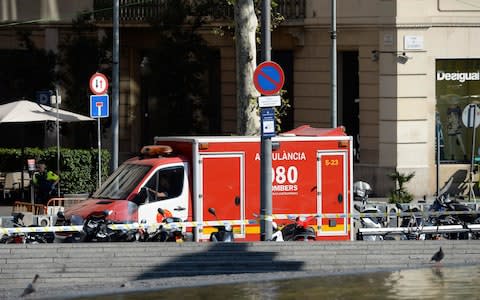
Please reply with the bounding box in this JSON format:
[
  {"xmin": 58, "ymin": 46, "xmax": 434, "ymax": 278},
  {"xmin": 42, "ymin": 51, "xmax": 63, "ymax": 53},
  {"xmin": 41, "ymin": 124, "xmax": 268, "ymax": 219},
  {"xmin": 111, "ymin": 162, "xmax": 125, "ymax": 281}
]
[
  {"xmin": 46, "ymin": 197, "xmax": 86, "ymax": 209},
  {"xmin": 12, "ymin": 201, "xmax": 45, "ymax": 215},
  {"xmin": 358, "ymin": 225, "xmax": 474, "ymax": 236},
  {"xmin": 45, "ymin": 197, "xmax": 86, "ymax": 215}
]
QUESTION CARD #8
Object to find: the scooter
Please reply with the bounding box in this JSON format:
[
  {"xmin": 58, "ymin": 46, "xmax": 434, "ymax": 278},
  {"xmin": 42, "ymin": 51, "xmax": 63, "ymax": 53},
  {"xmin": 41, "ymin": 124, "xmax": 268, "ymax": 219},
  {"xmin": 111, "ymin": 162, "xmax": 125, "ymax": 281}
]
[
  {"xmin": 271, "ymin": 221, "xmax": 284, "ymax": 241},
  {"xmin": 353, "ymin": 181, "xmax": 372, "ymax": 206},
  {"xmin": 275, "ymin": 215, "xmax": 317, "ymax": 241},
  {"xmin": 250, "ymin": 213, "xmax": 285, "ymax": 241},
  {"xmin": 395, "ymin": 203, "xmax": 426, "ymax": 240},
  {"xmin": 354, "ymin": 204, "xmax": 385, "ymax": 241},
  {"xmin": 353, "ymin": 181, "xmax": 386, "ymax": 241},
  {"xmin": 82, "ymin": 210, "xmax": 138, "ymax": 242},
  {"xmin": 0, "ymin": 213, "xmax": 53, "ymax": 244},
  {"xmin": 82, "ymin": 210, "xmax": 114, "ymax": 242},
  {"xmin": 426, "ymin": 193, "xmax": 478, "ymax": 240},
  {"xmin": 54, "ymin": 211, "xmax": 84, "ymax": 243},
  {"xmin": 208, "ymin": 207, "xmax": 234, "ymax": 242},
  {"xmin": 139, "ymin": 208, "xmax": 184, "ymax": 242}
]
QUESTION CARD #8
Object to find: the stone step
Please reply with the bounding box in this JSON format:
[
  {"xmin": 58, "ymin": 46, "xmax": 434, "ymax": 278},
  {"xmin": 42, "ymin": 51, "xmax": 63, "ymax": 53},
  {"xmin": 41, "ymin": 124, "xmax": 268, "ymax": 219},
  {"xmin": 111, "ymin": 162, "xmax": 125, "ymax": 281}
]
[{"xmin": 1, "ymin": 241, "xmax": 478, "ymax": 292}]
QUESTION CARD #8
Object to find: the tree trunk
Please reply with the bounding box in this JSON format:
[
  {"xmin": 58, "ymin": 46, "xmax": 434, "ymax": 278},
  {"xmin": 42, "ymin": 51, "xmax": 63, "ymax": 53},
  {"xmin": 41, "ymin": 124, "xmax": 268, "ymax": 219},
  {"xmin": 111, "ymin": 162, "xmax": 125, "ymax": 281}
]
[{"xmin": 234, "ymin": 0, "xmax": 260, "ymax": 135}]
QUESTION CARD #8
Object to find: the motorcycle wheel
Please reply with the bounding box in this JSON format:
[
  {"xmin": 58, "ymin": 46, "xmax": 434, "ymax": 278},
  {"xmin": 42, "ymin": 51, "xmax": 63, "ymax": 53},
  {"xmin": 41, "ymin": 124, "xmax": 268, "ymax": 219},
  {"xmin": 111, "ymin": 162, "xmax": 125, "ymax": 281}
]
[
  {"xmin": 294, "ymin": 235, "xmax": 315, "ymax": 241},
  {"xmin": 95, "ymin": 231, "xmax": 112, "ymax": 242},
  {"xmin": 157, "ymin": 231, "xmax": 169, "ymax": 242}
]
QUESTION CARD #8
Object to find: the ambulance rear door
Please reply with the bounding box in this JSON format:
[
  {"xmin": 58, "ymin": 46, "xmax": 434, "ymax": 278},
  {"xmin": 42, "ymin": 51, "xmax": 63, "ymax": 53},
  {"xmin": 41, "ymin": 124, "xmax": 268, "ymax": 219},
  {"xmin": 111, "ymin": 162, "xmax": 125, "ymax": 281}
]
[
  {"xmin": 316, "ymin": 150, "xmax": 349, "ymax": 237},
  {"xmin": 198, "ymin": 152, "xmax": 245, "ymax": 240}
]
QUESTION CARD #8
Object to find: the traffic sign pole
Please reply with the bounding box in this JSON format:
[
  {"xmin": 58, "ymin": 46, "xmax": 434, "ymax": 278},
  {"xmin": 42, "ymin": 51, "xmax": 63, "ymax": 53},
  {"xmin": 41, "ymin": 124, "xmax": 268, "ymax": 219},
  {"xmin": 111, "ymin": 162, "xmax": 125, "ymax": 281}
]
[
  {"xmin": 260, "ymin": 0, "xmax": 272, "ymax": 242},
  {"xmin": 254, "ymin": 7, "xmax": 284, "ymax": 241},
  {"xmin": 97, "ymin": 118, "xmax": 102, "ymax": 189},
  {"xmin": 89, "ymin": 95, "xmax": 109, "ymax": 189},
  {"xmin": 89, "ymin": 72, "xmax": 109, "ymax": 187}
]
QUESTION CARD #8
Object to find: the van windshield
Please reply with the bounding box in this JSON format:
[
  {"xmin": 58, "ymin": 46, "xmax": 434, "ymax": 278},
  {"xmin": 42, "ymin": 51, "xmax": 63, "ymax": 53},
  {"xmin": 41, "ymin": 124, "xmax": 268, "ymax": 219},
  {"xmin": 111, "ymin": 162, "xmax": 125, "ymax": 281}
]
[{"xmin": 93, "ymin": 164, "xmax": 151, "ymax": 199}]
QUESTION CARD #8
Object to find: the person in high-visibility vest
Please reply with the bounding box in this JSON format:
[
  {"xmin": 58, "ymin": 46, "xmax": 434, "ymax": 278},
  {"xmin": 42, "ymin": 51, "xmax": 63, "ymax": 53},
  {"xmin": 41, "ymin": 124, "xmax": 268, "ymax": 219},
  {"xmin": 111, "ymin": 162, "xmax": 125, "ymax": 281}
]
[{"xmin": 32, "ymin": 161, "xmax": 59, "ymax": 204}]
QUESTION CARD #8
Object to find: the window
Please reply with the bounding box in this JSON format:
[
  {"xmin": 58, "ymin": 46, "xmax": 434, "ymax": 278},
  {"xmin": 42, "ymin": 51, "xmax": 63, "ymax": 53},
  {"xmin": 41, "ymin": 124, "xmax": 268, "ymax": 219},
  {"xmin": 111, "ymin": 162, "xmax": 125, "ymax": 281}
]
[
  {"xmin": 94, "ymin": 164, "xmax": 151, "ymax": 199},
  {"xmin": 144, "ymin": 166, "xmax": 184, "ymax": 202},
  {"xmin": 436, "ymin": 59, "xmax": 480, "ymax": 163}
]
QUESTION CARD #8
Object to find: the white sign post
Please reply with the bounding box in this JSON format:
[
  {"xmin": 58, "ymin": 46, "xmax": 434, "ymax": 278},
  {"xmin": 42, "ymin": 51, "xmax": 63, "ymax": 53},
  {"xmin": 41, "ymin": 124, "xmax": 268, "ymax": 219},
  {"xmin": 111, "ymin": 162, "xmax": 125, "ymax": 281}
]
[
  {"xmin": 89, "ymin": 73, "xmax": 109, "ymax": 189},
  {"xmin": 462, "ymin": 104, "xmax": 480, "ymax": 202}
]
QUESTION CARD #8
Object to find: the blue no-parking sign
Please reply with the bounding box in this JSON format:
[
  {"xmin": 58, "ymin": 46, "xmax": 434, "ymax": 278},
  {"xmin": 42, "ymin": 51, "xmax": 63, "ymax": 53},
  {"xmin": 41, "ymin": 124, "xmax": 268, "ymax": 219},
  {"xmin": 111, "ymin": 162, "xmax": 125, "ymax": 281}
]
[
  {"xmin": 90, "ymin": 94, "xmax": 109, "ymax": 118},
  {"xmin": 253, "ymin": 61, "xmax": 285, "ymax": 96}
]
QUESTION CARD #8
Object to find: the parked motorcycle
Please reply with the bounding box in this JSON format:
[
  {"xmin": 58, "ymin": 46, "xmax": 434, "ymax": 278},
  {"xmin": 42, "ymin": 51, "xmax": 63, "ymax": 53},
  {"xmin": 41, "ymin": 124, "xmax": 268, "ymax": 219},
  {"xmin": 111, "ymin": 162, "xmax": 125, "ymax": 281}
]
[
  {"xmin": 82, "ymin": 210, "xmax": 138, "ymax": 242},
  {"xmin": 273, "ymin": 215, "xmax": 317, "ymax": 241},
  {"xmin": 353, "ymin": 180, "xmax": 387, "ymax": 241},
  {"xmin": 426, "ymin": 193, "xmax": 479, "ymax": 240},
  {"xmin": 0, "ymin": 213, "xmax": 53, "ymax": 244},
  {"xmin": 54, "ymin": 211, "xmax": 84, "ymax": 243},
  {"xmin": 271, "ymin": 221, "xmax": 284, "ymax": 241},
  {"xmin": 354, "ymin": 204, "xmax": 386, "ymax": 241},
  {"xmin": 139, "ymin": 208, "xmax": 184, "ymax": 242},
  {"xmin": 395, "ymin": 203, "xmax": 426, "ymax": 240},
  {"xmin": 208, "ymin": 207, "xmax": 234, "ymax": 242},
  {"xmin": 82, "ymin": 210, "xmax": 113, "ymax": 242},
  {"xmin": 353, "ymin": 181, "xmax": 372, "ymax": 205}
]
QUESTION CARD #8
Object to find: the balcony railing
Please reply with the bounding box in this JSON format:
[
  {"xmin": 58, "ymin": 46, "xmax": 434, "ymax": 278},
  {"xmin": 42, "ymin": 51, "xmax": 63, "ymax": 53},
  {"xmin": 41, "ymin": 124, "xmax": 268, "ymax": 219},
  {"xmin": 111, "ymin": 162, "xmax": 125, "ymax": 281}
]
[{"xmin": 93, "ymin": 0, "xmax": 305, "ymax": 23}]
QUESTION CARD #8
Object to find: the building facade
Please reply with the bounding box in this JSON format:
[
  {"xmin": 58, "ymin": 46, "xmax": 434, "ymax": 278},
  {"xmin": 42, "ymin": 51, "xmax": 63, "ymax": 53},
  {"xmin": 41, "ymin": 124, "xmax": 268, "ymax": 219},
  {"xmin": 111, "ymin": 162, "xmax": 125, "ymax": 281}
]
[{"xmin": 1, "ymin": 0, "xmax": 480, "ymax": 197}]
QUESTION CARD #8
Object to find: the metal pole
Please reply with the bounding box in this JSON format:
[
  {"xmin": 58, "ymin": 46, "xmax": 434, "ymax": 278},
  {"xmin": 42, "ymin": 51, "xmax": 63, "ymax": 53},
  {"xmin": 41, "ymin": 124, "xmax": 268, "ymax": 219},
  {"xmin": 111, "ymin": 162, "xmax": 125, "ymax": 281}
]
[
  {"xmin": 97, "ymin": 118, "xmax": 102, "ymax": 189},
  {"xmin": 469, "ymin": 105, "xmax": 477, "ymax": 202},
  {"xmin": 55, "ymin": 89, "xmax": 60, "ymax": 197},
  {"xmin": 111, "ymin": 0, "xmax": 120, "ymax": 172},
  {"xmin": 436, "ymin": 111, "xmax": 440, "ymax": 196},
  {"xmin": 330, "ymin": 0, "xmax": 337, "ymax": 128},
  {"xmin": 260, "ymin": 0, "xmax": 272, "ymax": 241}
]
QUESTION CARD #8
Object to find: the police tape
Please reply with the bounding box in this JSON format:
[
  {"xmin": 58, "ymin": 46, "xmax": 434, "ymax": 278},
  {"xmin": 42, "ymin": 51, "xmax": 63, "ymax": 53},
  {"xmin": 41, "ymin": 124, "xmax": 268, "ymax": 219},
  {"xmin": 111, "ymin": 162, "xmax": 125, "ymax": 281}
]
[{"xmin": 1, "ymin": 210, "xmax": 480, "ymax": 234}]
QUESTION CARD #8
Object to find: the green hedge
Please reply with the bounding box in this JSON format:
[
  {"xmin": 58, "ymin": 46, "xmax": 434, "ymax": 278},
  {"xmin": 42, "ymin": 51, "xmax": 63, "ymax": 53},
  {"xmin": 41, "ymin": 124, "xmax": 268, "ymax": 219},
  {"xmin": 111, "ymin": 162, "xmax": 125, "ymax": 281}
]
[{"xmin": 0, "ymin": 147, "xmax": 110, "ymax": 195}]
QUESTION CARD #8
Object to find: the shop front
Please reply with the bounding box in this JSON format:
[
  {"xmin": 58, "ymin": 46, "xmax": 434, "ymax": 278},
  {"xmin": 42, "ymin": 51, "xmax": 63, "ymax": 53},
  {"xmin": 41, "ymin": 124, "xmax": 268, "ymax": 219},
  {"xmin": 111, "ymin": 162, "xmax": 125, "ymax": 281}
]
[
  {"xmin": 436, "ymin": 59, "xmax": 480, "ymax": 163},
  {"xmin": 436, "ymin": 59, "xmax": 480, "ymax": 197}
]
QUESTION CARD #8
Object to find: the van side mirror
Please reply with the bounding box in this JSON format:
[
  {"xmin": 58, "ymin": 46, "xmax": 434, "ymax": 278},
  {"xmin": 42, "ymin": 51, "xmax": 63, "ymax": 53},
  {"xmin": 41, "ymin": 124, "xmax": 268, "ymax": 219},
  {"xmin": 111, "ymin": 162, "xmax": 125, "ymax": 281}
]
[
  {"xmin": 157, "ymin": 208, "xmax": 165, "ymax": 217},
  {"xmin": 133, "ymin": 187, "xmax": 148, "ymax": 205}
]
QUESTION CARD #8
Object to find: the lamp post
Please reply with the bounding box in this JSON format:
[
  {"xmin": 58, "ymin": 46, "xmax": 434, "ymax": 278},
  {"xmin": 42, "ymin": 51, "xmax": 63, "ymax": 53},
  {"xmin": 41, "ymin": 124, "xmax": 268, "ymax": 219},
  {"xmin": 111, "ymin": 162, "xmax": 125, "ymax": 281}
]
[
  {"xmin": 53, "ymin": 89, "xmax": 61, "ymax": 197},
  {"xmin": 111, "ymin": 0, "xmax": 120, "ymax": 172},
  {"xmin": 331, "ymin": 0, "xmax": 337, "ymax": 128}
]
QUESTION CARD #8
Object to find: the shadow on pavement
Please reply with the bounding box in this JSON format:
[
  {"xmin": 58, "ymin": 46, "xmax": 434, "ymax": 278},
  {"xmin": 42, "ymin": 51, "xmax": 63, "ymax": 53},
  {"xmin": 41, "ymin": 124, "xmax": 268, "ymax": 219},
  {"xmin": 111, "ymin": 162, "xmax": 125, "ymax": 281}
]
[{"xmin": 135, "ymin": 242, "xmax": 304, "ymax": 280}]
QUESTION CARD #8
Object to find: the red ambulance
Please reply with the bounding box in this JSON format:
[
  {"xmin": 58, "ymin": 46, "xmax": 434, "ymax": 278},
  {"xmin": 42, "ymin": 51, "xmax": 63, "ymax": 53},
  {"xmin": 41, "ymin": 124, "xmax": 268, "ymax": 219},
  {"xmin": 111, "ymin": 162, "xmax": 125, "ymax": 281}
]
[{"xmin": 63, "ymin": 125, "xmax": 353, "ymax": 241}]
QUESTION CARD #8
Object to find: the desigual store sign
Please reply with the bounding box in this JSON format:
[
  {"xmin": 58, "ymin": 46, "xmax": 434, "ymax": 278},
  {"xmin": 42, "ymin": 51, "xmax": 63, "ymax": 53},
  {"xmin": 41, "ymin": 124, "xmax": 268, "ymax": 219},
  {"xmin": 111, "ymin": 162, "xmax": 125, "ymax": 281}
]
[{"xmin": 436, "ymin": 59, "xmax": 480, "ymax": 163}]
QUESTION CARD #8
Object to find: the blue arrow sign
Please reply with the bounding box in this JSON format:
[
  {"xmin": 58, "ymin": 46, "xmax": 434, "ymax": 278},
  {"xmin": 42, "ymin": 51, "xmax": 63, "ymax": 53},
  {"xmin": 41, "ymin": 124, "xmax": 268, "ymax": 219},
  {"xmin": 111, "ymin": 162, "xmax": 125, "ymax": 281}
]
[{"xmin": 90, "ymin": 95, "xmax": 109, "ymax": 118}]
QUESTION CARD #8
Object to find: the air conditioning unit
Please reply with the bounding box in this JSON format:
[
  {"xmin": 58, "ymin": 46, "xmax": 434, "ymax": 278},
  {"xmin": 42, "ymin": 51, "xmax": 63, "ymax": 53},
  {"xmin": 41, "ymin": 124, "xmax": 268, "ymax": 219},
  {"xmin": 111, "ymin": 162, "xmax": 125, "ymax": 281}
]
[
  {"xmin": 0, "ymin": 216, "xmax": 13, "ymax": 228},
  {"xmin": 34, "ymin": 215, "xmax": 54, "ymax": 227}
]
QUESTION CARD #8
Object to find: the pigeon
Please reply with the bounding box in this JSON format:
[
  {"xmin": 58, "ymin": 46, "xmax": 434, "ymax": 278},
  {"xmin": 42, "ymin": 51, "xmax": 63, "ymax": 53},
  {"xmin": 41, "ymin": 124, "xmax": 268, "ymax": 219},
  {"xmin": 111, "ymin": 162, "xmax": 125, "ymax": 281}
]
[
  {"xmin": 431, "ymin": 247, "xmax": 444, "ymax": 264},
  {"xmin": 20, "ymin": 274, "xmax": 39, "ymax": 297}
]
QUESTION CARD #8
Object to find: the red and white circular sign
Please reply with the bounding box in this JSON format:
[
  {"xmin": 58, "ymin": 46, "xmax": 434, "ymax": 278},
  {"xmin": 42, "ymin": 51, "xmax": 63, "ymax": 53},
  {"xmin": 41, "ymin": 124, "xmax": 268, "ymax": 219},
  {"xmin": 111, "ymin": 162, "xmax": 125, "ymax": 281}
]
[{"xmin": 89, "ymin": 72, "xmax": 109, "ymax": 95}]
